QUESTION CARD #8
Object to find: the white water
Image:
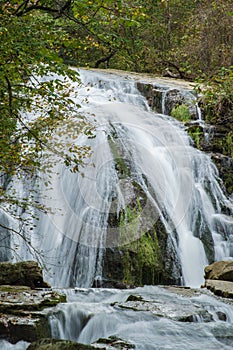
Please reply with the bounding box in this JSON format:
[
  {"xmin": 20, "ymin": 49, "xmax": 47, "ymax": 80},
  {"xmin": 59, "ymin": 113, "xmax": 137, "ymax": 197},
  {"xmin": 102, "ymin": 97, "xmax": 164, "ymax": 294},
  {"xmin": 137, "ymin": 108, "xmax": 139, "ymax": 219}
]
[
  {"xmin": 3, "ymin": 285, "xmax": 233, "ymax": 350},
  {"xmin": 1, "ymin": 69, "xmax": 233, "ymax": 288},
  {"xmin": 48, "ymin": 286, "xmax": 233, "ymax": 350}
]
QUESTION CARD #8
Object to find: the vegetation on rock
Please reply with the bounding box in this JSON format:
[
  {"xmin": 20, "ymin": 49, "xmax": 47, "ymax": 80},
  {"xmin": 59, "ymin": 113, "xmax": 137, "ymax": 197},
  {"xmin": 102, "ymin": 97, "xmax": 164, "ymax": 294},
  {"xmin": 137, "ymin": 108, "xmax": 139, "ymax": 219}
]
[
  {"xmin": 27, "ymin": 338, "xmax": 97, "ymax": 350},
  {"xmin": 0, "ymin": 260, "xmax": 50, "ymax": 288}
]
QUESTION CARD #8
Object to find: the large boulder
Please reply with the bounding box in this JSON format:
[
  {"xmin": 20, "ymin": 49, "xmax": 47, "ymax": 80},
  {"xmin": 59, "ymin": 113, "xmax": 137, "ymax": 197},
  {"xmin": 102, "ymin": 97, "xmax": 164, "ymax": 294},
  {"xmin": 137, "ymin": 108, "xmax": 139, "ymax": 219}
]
[
  {"xmin": 204, "ymin": 261, "xmax": 233, "ymax": 282},
  {"xmin": 204, "ymin": 261, "xmax": 233, "ymax": 298},
  {"xmin": 0, "ymin": 261, "xmax": 50, "ymax": 288}
]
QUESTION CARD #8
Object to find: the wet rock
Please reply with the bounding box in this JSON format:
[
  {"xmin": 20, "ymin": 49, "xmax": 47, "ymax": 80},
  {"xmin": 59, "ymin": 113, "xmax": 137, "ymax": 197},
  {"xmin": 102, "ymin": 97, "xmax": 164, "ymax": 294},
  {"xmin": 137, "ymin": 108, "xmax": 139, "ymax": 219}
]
[
  {"xmin": 163, "ymin": 286, "xmax": 202, "ymax": 298},
  {"xmin": 210, "ymin": 153, "xmax": 233, "ymax": 196},
  {"xmin": 0, "ymin": 261, "xmax": 50, "ymax": 288},
  {"xmin": 95, "ymin": 336, "xmax": 135, "ymax": 349},
  {"xmin": 204, "ymin": 261, "xmax": 233, "ymax": 282},
  {"xmin": 164, "ymin": 89, "xmax": 185, "ymax": 115},
  {"xmin": 205, "ymin": 280, "xmax": 233, "ymax": 299},
  {"xmin": 27, "ymin": 338, "xmax": 97, "ymax": 350},
  {"xmin": 216, "ymin": 311, "xmax": 227, "ymax": 321},
  {"xmin": 0, "ymin": 313, "xmax": 50, "ymax": 344},
  {"xmin": 0, "ymin": 287, "xmax": 66, "ymax": 343},
  {"xmin": 126, "ymin": 295, "xmax": 143, "ymax": 302},
  {"xmin": 114, "ymin": 296, "xmax": 212, "ymax": 322},
  {"xmin": 136, "ymin": 83, "xmax": 165, "ymax": 113},
  {"xmin": 103, "ymin": 177, "xmax": 182, "ymax": 288}
]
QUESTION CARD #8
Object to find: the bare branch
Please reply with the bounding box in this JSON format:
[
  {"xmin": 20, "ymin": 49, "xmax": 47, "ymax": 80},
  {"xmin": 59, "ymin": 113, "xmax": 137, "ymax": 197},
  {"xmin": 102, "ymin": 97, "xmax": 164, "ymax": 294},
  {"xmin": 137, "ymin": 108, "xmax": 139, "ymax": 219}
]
[{"xmin": 15, "ymin": 0, "xmax": 73, "ymax": 17}]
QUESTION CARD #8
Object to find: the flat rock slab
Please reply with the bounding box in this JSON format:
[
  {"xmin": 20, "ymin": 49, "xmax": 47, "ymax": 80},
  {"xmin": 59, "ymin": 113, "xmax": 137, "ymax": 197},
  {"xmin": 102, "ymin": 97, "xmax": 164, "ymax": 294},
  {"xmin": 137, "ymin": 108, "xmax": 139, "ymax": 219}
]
[
  {"xmin": 0, "ymin": 287, "xmax": 66, "ymax": 312},
  {"xmin": 205, "ymin": 280, "xmax": 233, "ymax": 298}
]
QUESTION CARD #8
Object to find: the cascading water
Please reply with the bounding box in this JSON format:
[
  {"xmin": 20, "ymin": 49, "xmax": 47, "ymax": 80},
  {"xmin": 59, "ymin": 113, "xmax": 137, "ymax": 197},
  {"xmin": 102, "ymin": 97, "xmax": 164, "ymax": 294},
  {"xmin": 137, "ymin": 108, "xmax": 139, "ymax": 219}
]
[
  {"xmin": 47, "ymin": 286, "xmax": 233, "ymax": 350},
  {"xmin": 1, "ymin": 69, "xmax": 232, "ymax": 289}
]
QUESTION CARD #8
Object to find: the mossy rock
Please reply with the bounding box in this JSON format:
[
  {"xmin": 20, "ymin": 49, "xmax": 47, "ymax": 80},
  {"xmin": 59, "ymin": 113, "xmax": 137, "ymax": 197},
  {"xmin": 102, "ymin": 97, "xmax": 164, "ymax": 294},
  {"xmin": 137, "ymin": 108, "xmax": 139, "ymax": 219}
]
[
  {"xmin": 27, "ymin": 338, "xmax": 97, "ymax": 350},
  {"xmin": 0, "ymin": 314, "xmax": 51, "ymax": 344},
  {"xmin": 0, "ymin": 261, "xmax": 50, "ymax": 288},
  {"xmin": 95, "ymin": 335, "xmax": 135, "ymax": 349},
  {"xmin": 0, "ymin": 290, "xmax": 66, "ymax": 313}
]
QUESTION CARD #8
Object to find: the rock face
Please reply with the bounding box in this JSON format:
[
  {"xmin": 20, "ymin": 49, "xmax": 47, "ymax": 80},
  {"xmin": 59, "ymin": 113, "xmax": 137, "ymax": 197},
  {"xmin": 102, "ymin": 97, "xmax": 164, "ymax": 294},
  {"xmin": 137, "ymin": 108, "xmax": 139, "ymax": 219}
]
[
  {"xmin": 204, "ymin": 261, "xmax": 233, "ymax": 281},
  {"xmin": 204, "ymin": 261, "xmax": 233, "ymax": 298},
  {"xmin": 102, "ymin": 176, "xmax": 182, "ymax": 288},
  {"xmin": 0, "ymin": 286, "xmax": 66, "ymax": 343},
  {"xmin": 0, "ymin": 261, "xmax": 50, "ymax": 288}
]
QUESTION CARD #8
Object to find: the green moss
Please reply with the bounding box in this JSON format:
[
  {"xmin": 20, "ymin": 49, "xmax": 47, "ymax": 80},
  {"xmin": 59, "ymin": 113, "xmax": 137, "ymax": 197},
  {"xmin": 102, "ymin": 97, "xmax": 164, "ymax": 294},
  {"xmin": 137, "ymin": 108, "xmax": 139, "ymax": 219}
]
[
  {"xmin": 35, "ymin": 317, "xmax": 51, "ymax": 339},
  {"xmin": 0, "ymin": 285, "xmax": 31, "ymax": 292},
  {"xmin": 171, "ymin": 104, "xmax": 191, "ymax": 122},
  {"xmin": 187, "ymin": 126, "xmax": 204, "ymax": 150},
  {"xmin": 118, "ymin": 197, "xmax": 143, "ymax": 246},
  {"xmin": 40, "ymin": 293, "xmax": 66, "ymax": 308},
  {"xmin": 108, "ymin": 134, "xmax": 130, "ymax": 177},
  {"xmin": 122, "ymin": 231, "xmax": 163, "ymax": 286}
]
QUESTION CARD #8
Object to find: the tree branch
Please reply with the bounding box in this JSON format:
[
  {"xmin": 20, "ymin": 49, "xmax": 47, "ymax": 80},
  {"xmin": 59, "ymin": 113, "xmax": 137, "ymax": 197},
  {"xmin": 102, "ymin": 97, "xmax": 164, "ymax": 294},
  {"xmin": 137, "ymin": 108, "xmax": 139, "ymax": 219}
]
[
  {"xmin": 15, "ymin": 0, "xmax": 73, "ymax": 17},
  {"xmin": 95, "ymin": 50, "xmax": 117, "ymax": 68}
]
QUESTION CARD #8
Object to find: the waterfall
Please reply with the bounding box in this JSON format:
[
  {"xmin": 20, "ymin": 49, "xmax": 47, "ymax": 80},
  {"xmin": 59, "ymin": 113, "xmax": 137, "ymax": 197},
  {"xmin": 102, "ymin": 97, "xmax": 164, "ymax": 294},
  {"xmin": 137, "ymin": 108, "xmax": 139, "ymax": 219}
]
[{"xmin": 1, "ymin": 69, "xmax": 232, "ymax": 288}]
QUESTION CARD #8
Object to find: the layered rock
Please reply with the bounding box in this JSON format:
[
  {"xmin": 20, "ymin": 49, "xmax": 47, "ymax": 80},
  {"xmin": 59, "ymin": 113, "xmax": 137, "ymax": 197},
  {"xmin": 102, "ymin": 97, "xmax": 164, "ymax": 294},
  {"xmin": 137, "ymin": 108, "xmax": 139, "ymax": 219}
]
[
  {"xmin": 0, "ymin": 261, "xmax": 65, "ymax": 344},
  {"xmin": 205, "ymin": 280, "xmax": 233, "ymax": 299},
  {"xmin": 0, "ymin": 286, "xmax": 66, "ymax": 343},
  {"xmin": 204, "ymin": 260, "xmax": 233, "ymax": 281},
  {"xmin": 204, "ymin": 261, "xmax": 233, "ymax": 298},
  {"xmin": 0, "ymin": 261, "xmax": 50, "ymax": 288}
]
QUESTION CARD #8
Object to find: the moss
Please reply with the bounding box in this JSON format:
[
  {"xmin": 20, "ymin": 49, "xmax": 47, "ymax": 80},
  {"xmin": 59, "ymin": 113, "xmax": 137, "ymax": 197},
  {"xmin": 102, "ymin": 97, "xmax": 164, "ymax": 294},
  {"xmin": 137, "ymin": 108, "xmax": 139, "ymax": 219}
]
[
  {"xmin": 187, "ymin": 125, "xmax": 204, "ymax": 150},
  {"xmin": 35, "ymin": 317, "xmax": 51, "ymax": 339},
  {"xmin": 122, "ymin": 231, "xmax": 163, "ymax": 286},
  {"xmin": 0, "ymin": 285, "xmax": 31, "ymax": 292},
  {"xmin": 171, "ymin": 104, "xmax": 191, "ymax": 122},
  {"xmin": 40, "ymin": 293, "xmax": 66, "ymax": 308},
  {"xmin": 27, "ymin": 338, "xmax": 97, "ymax": 350},
  {"xmin": 108, "ymin": 132, "xmax": 131, "ymax": 178}
]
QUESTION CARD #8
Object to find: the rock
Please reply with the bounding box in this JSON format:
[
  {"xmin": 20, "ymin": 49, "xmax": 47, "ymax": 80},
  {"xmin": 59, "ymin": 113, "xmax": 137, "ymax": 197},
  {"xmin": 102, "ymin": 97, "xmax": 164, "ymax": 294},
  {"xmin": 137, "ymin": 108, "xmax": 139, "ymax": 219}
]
[
  {"xmin": 114, "ymin": 296, "xmax": 213, "ymax": 322},
  {"xmin": 27, "ymin": 338, "xmax": 97, "ymax": 350},
  {"xmin": 204, "ymin": 261, "xmax": 233, "ymax": 282},
  {"xmin": 0, "ymin": 313, "xmax": 50, "ymax": 344},
  {"xmin": 126, "ymin": 295, "xmax": 143, "ymax": 302},
  {"xmin": 164, "ymin": 89, "xmax": 185, "ymax": 115},
  {"xmin": 0, "ymin": 261, "xmax": 50, "ymax": 288},
  {"xmin": 94, "ymin": 336, "xmax": 135, "ymax": 349},
  {"xmin": 136, "ymin": 83, "xmax": 165, "ymax": 113},
  {"xmin": 103, "ymin": 176, "xmax": 182, "ymax": 288},
  {"xmin": 0, "ymin": 287, "xmax": 66, "ymax": 343},
  {"xmin": 210, "ymin": 153, "xmax": 233, "ymax": 196},
  {"xmin": 205, "ymin": 280, "xmax": 233, "ymax": 299}
]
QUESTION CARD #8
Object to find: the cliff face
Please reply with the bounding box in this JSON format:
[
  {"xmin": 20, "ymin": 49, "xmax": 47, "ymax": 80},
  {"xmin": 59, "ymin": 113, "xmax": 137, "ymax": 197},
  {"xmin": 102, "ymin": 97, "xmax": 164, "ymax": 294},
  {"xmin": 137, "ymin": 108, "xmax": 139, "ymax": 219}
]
[{"xmin": 99, "ymin": 69, "xmax": 232, "ymax": 288}]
